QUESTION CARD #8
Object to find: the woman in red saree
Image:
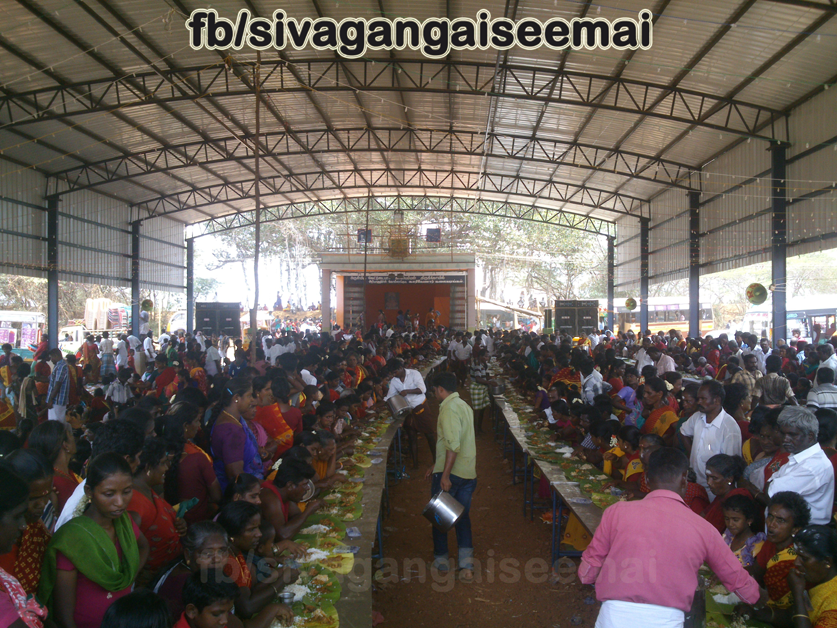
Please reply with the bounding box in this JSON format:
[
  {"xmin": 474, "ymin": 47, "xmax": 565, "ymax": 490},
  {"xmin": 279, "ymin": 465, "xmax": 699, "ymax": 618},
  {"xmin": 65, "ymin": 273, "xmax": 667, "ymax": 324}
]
[
  {"xmin": 639, "ymin": 377, "xmax": 679, "ymax": 440},
  {"xmin": 33, "ymin": 354, "xmax": 51, "ymax": 398},
  {"xmin": 127, "ymin": 438, "xmax": 184, "ymax": 585},
  {"xmin": 252, "ymin": 377, "xmax": 294, "ymax": 460},
  {"xmin": 80, "ymin": 336, "xmax": 100, "ymax": 384},
  {"xmin": 342, "ymin": 352, "xmax": 366, "ymax": 389},
  {"xmin": 700, "ymin": 453, "xmax": 752, "ymax": 533},
  {"xmin": 0, "ymin": 450, "xmax": 53, "ymax": 594}
]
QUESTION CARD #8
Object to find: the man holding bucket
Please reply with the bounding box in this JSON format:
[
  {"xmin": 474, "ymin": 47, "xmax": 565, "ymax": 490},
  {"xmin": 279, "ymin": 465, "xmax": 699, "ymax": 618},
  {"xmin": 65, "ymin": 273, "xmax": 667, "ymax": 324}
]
[{"xmin": 425, "ymin": 371, "xmax": 477, "ymax": 582}]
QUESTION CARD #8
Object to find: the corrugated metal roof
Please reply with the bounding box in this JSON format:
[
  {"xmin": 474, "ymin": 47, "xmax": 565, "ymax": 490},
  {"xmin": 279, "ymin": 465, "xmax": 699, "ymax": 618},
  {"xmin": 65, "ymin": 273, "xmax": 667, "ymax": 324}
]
[{"xmin": 0, "ymin": 0, "xmax": 834, "ymax": 287}]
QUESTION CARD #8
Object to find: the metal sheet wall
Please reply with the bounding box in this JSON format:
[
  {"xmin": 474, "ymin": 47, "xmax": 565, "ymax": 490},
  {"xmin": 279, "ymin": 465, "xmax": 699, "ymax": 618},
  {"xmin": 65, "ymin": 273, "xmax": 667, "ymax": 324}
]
[
  {"xmin": 649, "ymin": 188, "xmax": 689, "ymax": 282},
  {"xmin": 139, "ymin": 218, "xmax": 186, "ymax": 292},
  {"xmin": 615, "ymin": 218, "xmax": 641, "ymax": 293},
  {"xmin": 700, "ymin": 138, "xmax": 771, "ymax": 274},
  {"xmin": 0, "ymin": 160, "xmax": 47, "ymax": 279},
  {"xmin": 787, "ymin": 87, "xmax": 837, "ymax": 259},
  {"xmin": 0, "ymin": 166, "xmax": 185, "ymax": 292},
  {"xmin": 59, "ymin": 190, "xmax": 132, "ymax": 287}
]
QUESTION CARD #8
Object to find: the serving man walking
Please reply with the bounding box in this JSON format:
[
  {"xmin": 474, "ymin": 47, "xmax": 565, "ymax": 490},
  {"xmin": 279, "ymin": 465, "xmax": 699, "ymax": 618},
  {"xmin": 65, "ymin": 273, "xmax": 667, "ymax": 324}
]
[
  {"xmin": 426, "ymin": 372, "xmax": 477, "ymax": 582},
  {"xmin": 580, "ymin": 448, "xmax": 767, "ymax": 628}
]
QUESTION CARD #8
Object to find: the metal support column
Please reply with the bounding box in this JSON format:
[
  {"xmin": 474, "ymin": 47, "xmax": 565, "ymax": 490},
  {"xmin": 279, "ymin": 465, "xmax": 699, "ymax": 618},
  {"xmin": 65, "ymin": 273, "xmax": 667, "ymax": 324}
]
[
  {"xmin": 688, "ymin": 191, "xmax": 701, "ymax": 339},
  {"xmin": 606, "ymin": 236, "xmax": 615, "ymax": 331},
  {"xmin": 771, "ymin": 144, "xmax": 788, "ymax": 347},
  {"xmin": 131, "ymin": 222, "xmax": 141, "ymax": 337},
  {"xmin": 186, "ymin": 238, "xmax": 195, "ymax": 335},
  {"xmin": 46, "ymin": 197, "xmax": 59, "ymax": 349},
  {"xmin": 639, "ymin": 217, "xmax": 650, "ymax": 334}
]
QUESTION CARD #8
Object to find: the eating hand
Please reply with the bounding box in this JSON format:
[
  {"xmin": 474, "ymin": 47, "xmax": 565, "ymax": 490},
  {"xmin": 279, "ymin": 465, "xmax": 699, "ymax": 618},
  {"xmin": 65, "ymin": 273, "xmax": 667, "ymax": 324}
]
[{"xmin": 274, "ymin": 603, "xmax": 294, "ymax": 625}]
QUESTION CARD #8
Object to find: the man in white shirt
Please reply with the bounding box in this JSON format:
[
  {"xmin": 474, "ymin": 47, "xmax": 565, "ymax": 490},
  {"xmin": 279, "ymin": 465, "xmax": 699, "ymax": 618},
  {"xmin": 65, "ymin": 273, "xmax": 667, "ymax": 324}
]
[
  {"xmin": 115, "ymin": 334, "xmax": 129, "ymax": 369},
  {"xmin": 276, "ymin": 336, "xmax": 297, "ymax": 357},
  {"xmin": 205, "ymin": 338, "xmax": 222, "ymax": 377},
  {"xmin": 817, "ymin": 344, "xmax": 837, "ymax": 375},
  {"xmin": 98, "ymin": 331, "xmax": 115, "ymax": 380},
  {"xmin": 648, "ymin": 347, "xmax": 676, "ymax": 376},
  {"xmin": 751, "ymin": 337, "xmax": 772, "ymax": 375},
  {"xmin": 385, "ymin": 358, "xmax": 433, "ymax": 469},
  {"xmin": 588, "ymin": 331, "xmax": 600, "ymax": 349},
  {"xmin": 580, "ymin": 359, "xmax": 611, "ymax": 405},
  {"xmin": 143, "ymin": 331, "xmax": 157, "ymax": 361},
  {"xmin": 679, "ymin": 380, "xmax": 742, "ymax": 498},
  {"xmin": 158, "ymin": 331, "xmax": 170, "ymax": 347},
  {"xmin": 632, "ymin": 337, "xmax": 654, "ymax": 373},
  {"xmin": 767, "ymin": 406, "xmax": 835, "ymax": 525},
  {"xmin": 126, "ymin": 334, "xmax": 141, "ymax": 352}
]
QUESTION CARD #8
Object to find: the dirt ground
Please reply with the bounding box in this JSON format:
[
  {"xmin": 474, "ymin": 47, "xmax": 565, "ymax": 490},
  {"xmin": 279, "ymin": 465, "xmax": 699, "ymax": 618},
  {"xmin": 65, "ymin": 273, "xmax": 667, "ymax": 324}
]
[{"xmin": 371, "ymin": 386, "xmax": 601, "ymax": 628}]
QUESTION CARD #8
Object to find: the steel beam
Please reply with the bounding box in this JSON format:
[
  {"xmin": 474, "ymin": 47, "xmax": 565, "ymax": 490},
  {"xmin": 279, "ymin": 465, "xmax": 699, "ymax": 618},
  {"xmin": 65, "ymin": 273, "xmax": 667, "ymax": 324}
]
[
  {"xmin": 607, "ymin": 236, "xmax": 615, "ymax": 332},
  {"xmin": 639, "ymin": 217, "xmax": 650, "ymax": 334},
  {"xmin": 688, "ymin": 191, "xmax": 701, "ymax": 339},
  {"xmin": 1, "ymin": 5, "xmax": 244, "ymax": 216},
  {"xmin": 771, "ymin": 144, "xmax": 788, "ymax": 347},
  {"xmin": 0, "ymin": 60, "xmax": 785, "ymax": 141},
  {"xmin": 188, "ymin": 196, "xmax": 616, "ymax": 239},
  {"xmin": 131, "ymin": 221, "xmax": 141, "ymax": 337},
  {"xmin": 47, "ymin": 196, "xmax": 58, "ymax": 350},
  {"xmin": 133, "ymin": 169, "xmax": 645, "ymax": 220},
  {"xmin": 186, "ymin": 238, "xmax": 195, "ymax": 336},
  {"xmin": 53, "ymin": 128, "xmax": 698, "ymax": 197}
]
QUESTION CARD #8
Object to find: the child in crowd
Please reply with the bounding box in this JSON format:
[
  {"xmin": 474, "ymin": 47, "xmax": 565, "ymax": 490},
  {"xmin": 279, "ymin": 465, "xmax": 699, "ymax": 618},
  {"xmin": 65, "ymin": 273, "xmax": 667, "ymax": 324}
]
[
  {"xmin": 300, "ymin": 385, "xmax": 322, "ymax": 417},
  {"xmin": 722, "ymin": 493, "xmax": 766, "ymax": 567},
  {"xmin": 175, "ymin": 570, "xmax": 239, "ymax": 628}
]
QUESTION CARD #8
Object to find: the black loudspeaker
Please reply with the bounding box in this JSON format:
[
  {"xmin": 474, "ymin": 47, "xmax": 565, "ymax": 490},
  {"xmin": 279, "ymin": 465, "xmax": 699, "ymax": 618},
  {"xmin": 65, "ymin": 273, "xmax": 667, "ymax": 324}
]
[
  {"xmin": 195, "ymin": 302, "xmax": 241, "ymax": 337},
  {"xmin": 555, "ymin": 300, "xmax": 599, "ymax": 335},
  {"xmin": 543, "ymin": 308, "xmax": 553, "ymax": 329}
]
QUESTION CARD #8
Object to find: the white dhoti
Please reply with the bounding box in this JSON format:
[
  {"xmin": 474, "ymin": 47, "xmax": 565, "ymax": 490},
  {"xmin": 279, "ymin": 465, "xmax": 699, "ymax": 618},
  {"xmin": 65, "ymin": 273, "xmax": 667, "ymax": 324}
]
[{"xmin": 595, "ymin": 600, "xmax": 684, "ymax": 628}]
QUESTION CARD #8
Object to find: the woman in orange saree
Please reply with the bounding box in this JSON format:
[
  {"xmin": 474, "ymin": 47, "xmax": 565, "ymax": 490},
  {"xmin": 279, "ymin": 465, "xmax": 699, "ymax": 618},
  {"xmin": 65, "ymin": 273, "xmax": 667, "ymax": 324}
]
[
  {"xmin": 639, "ymin": 377, "xmax": 679, "ymax": 440},
  {"xmin": 252, "ymin": 377, "xmax": 294, "ymax": 460},
  {"xmin": 80, "ymin": 337, "xmax": 100, "ymax": 384},
  {"xmin": 0, "ymin": 363, "xmax": 15, "ymax": 429},
  {"xmin": 184, "ymin": 352, "xmax": 208, "ymax": 395}
]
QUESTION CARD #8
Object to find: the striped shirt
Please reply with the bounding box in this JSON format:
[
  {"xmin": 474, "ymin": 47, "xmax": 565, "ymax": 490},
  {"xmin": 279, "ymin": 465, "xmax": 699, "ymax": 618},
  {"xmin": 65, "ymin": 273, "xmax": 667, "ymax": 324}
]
[
  {"xmin": 47, "ymin": 359, "xmax": 70, "ymax": 406},
  {"xmin": 807, "ymin": 384, "xmax": 837, "ymax": 409}
]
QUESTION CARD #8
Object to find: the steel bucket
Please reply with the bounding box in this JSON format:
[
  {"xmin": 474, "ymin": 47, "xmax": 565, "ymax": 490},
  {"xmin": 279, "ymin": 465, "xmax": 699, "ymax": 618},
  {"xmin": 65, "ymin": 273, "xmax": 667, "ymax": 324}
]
[
  {"xmin": 387, "ymin": 394, "xmax": 412, "ymax": 419},
  {"xmin": 489, "ymin": 381, "xmax": 505, "ymax": 396},
  {"xmin": 422, "ymin": 490, "xmax": 465, "ymax": 532}
]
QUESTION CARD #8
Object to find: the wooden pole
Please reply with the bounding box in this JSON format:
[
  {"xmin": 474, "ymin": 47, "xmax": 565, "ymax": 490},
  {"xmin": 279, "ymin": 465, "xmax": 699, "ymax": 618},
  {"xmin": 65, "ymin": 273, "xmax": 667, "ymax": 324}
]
[{"xmin": 250, "ymin": 53, "xmax": 261, "ymax": 364}]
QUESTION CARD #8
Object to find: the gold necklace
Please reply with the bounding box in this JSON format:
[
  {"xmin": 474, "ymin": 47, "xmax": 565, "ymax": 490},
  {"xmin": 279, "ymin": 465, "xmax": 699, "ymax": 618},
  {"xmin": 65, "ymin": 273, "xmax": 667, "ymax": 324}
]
[{"xmin": 220, "ymin": 409, "xmax": 239, "ymax": 421}]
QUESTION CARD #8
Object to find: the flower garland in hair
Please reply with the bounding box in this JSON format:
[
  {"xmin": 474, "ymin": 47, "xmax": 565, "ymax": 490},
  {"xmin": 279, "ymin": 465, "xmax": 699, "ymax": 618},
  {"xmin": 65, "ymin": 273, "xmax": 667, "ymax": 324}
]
[
  {"xmin": 73, "ymin": 494, "xmax": 90, "ymax": 518},
  {"xmin": 609, "ymin": 436, "xmax": 619, "ymax": 448}
]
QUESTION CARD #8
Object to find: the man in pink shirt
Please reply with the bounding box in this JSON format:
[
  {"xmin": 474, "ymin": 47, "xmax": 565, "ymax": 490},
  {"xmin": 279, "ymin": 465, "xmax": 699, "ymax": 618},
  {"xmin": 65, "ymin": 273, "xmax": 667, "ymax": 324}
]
[{"xmin": 579, "ymin": 448, "xmax": 767, "ymax": 628}]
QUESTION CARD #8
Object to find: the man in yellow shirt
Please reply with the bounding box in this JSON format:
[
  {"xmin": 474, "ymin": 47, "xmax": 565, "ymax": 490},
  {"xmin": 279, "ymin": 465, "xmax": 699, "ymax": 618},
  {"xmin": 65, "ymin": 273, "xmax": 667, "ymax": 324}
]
[{"xmin": 425, "ymin": 371, "xmax": 477, "ymax": 582}]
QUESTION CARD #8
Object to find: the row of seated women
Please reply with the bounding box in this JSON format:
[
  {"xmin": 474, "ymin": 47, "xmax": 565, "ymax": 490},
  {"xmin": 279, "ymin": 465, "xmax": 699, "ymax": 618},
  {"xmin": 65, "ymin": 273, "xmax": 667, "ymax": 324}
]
[{"xmin": 0, "ymin": 372, "xmax": 370, "ymax": 628}]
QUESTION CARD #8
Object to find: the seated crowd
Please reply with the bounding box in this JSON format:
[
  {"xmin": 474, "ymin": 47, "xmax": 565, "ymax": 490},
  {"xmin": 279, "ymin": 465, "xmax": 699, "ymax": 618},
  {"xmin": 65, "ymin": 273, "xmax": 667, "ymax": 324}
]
[
  {"xmin": 0, "ymin": 321, "xmax": 460, "ymax": 628},
  {"xmin": 495, "ymin": 325, "xmax": 837, "ymax": 628},
  {"xmin": 1, "ymin": 320, "xmax": 836, "ymax": 628}
]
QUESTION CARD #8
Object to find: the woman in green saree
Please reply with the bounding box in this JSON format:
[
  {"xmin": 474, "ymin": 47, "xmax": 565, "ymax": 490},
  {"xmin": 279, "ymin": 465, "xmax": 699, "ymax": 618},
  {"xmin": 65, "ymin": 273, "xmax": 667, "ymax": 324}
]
[{"xmin": 38, "ymin": 452, "xmax": 149, "ymax": 628}]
